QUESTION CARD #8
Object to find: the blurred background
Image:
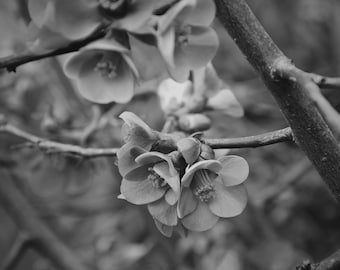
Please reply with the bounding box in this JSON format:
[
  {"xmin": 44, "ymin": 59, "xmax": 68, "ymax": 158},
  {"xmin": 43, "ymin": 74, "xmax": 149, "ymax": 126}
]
[{"xmin": 1, "ymin": 0, "xmax": 340, "ymax": 269}]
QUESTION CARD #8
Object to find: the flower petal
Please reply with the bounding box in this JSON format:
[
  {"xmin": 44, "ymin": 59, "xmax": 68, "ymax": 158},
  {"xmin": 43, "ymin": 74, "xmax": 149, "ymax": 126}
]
[
  {"xmin": 136, "ymin": 152, "xmax": 177, "ymax": 176},
  {"xmin": 28, "ymin": 0, "xmax": 54, "ymax": 28},
  {"xmin": 64, "ymin": 51, "xmax": 94, "ymax": 78},
  {"xmin": 77, "ymin": 52, "xmax": 135, "ymax": 104},
  {"xmin": 148, "ymin": 198, "xmax": 177, "ymax": 226},
  {"xmin": 177, "ymin": 137, "xmax": 201, "ymax": 165},
  {"xmin": 217, "ymin": 155, "xmax": 249, "ymax": 186},
  {"xmin": 185, "ymin": 0, "xmax": 216, "ymax": 26},
  {"xmin": 117, "ymin": 143, "xmax": 147, "ymax": 177},
  {"xmin": 177, "ymin": 188, "xmax": 198, "ymax": 218},
  {"xmin": 114, "ymin": 0, "xmax": 161, "ymax": 32},
  {"xmin": 124, "ymin": 164, "xmax": 150, "ymax": 181},
  {"xmin": 120, "ymin": 178, "xmax": 166, "ymax": 205},
  {"xmin": 53, "ymin": 0, "xmax": 101, "ymax": 40},
  {"xmin": 207, "ymin": 89, "xmax": 244, "ymax": 117},
  {"xmin": 120, "ymin": 111, "xmax": 157, "ymax": 149},
  {"xmin": 182, "ymin": 159, "xmax": 222, "ymax": 187},
  {"xmin": 154, "ymin": 219, "xmax": 173, "ymax": 237},
  {"xmin": 153, "ymin": 162, "xmax": 180, "ymax": 197},
  {"xmin": 120, "ymin": 111, "xmax": 154, "ymax": 137},
  {"xmin": 174, "ymin": 26, "xmax": 219, "ymax": 72},
  {"xmin": 214, "ymin": 149, "xmax": 231, "ymax": 159},
  {"xmin": 181, "ymin": 201, "xmax": 219, "ymax": 231},
  {"xmin": 157, "ymin": 26, "xmax": 176, "ymax": 69},
  {"xmin": 157, "ymin": 0, "xmax": 196, "ymax": 33},
  {"xmin": 208, "ymin": 183, "xmax": 248, "ymax": 218},
  {"xmin": 165, "ymin": 189, "xmax": 178, "ymax": 205}
]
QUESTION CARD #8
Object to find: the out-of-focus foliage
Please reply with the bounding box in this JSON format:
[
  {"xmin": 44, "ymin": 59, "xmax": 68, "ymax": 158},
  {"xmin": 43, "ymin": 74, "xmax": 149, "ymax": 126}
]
[{"xmin": 1, "ymin": 1, "xmax": 340, "ymax": 270}]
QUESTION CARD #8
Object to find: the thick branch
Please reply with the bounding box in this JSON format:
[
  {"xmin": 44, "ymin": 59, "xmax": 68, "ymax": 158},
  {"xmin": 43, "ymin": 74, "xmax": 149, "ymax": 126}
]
[
  {"xmin": 0, "ymin": 30, "xmax": 105, "ymax": 72},
  {"xmin": 0, "ymin": 170, "xmax": 93, "ymax": 270},
  {"xmin": 312, "ymin": 248, "xmax": 340, "ymax": 270},
  {"xmin": 204, "ymin": 127, "xmax": 293, "ymax": 148},
  {"xmin": 215, "ymin": 0, "xmax": 340, "ymax": 202}
]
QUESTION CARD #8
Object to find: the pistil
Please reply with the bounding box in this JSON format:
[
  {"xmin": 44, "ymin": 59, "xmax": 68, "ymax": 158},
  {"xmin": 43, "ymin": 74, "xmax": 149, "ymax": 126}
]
[{"xmin": 192, "ymin": 169, "xmax": 215, "ymax": 202}]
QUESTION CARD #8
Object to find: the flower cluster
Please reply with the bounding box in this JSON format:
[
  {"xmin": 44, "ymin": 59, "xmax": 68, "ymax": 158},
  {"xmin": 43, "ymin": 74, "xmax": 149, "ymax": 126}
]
[
  {"xmin": 118, "ymin": 112, "xmax": 249, "ymax": 236},
  {"xmin": 28, "ymin": 0, "xmax": 219, "ymax": 105}
]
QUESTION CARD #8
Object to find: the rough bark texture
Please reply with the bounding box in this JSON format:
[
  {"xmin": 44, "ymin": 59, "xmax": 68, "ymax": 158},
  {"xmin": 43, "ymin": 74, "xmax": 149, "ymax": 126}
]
[{"xmin": 215, "ymin": 0, "xmax": 340, "ymax": 202}]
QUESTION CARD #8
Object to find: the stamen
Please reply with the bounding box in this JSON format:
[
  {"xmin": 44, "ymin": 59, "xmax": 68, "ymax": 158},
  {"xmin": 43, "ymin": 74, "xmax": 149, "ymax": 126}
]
[
  {"xmin": 176, "ymin": 25, "xmax": 192, "ymax": 47},
  {"xmin": 98, "ymin": 0, "xmax": 132, "ymax": 17},
  {"xmin": 192, "ymin": 170, "xmax": 215, "ymax": 202},
  {"xmin": 147, "ymin": 168, "xmax": 168, "ymax": 189},
  {"xmin": 94, "ymin": 59, "xmax": 118, "ymax": 79}
]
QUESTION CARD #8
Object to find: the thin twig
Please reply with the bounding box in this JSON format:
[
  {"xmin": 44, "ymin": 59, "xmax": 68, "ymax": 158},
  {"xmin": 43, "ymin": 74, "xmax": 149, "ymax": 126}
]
[
  {"xmin": 204, "ymin": 127, "xmax": 293, "ymax": 148},
  {"xmin": 0, "ymin": 121, "xmax": 294, "ymax": 158},
  {"xmin": 0, "ymin": 123, "xmax": 119, "ymax": 158},
  {"xmin": 0, "ymin": 30, "xmax": 106, "ymax": 72},
  {"xmin": 311, "ymin": 73, "xmax": 340, "ymax": 90}
]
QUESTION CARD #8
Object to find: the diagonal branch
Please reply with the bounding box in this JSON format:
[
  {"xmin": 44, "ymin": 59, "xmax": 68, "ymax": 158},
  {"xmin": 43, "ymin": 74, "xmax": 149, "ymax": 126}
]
[
  {"xmin": 215, "ymin": 0, "xmax": 340, "ymax": 203},
  {"xmin": 1, "ymin": 233, "xmax": 32, "ymax": 270},
  {"xmin": 0, "ymin": 30, "xmax": 106, "ymax": 72}
]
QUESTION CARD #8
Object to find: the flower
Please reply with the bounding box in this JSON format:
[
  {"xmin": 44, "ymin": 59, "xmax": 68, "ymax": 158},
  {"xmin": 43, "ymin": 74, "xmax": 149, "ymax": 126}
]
[
  {"xmin": 178, "ymin": 155, "xmax": 249, "ymax": 231},
  {"xmin": 117, "ymin": 111, "xmax": 159, "ymax": 177},
  {"xmin": 64, "ymin": 38, "xmax": 138, "ymax": 104},
  {"xmin": 28, "ymin": 0, "xmax": 166, "ymax": 40},
  {"xmin": 120, "ymin": 111, "xmax": 159, "ymax": 149},
  {"xmin": 119, "ymin": 151, "xmax": 181, "ymax": 226},
  {"xmin": 154, "ymin": 219, "xmax": 187, "ymax": 237},
  {"xmin": 155, "ymin": 0, "xmax": 219, "ymax": 81}
]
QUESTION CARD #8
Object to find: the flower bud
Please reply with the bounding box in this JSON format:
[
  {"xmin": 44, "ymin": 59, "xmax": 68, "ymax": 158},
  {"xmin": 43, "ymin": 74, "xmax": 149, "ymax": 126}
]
[
  {"xmin": 178, "ymin": 114, "xmax": 211, "ymax": 132},
  {"xmin": 177, "ymin": 137, "xmax": 201, "ymax": 165},
  {"xmin": 207, "ymin": 89, "xmax": 244, "ymax": 117},
  {"xmin": 200, "ymin": 144, "xmax": 215, "ymax": 160}
]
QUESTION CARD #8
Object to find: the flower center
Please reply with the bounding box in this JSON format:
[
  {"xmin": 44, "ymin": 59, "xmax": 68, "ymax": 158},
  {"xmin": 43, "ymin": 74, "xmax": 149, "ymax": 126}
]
[
  {"xmin": 98, "ymin": 0, "xmax": 132, "ymax": 18},
  {"xmin": 176, "ymin": 25, "xmax": 192, "ymax": 47},
  {"xmin": 94, "ymin": 59, "xmax": 118, "ymax": 79},
  {"xmin": 192, "ymin": 170, "xmax": 215, "ymax": 203},
  {"xmin": 147, "ymin": 168, "xmax": 168, "ymax": 189}
]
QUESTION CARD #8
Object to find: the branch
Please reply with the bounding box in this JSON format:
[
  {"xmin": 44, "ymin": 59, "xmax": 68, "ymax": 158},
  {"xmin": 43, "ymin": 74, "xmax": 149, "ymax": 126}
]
[
  {"xmin": 0, "ymin": 123, "xmax": 118, "ymax": 158},
  {"xmin": 311, "ymin": 73, "xmax": 340, "ymax": 90},
  {"xmin": 1, "ymin": 233, "xmax": 31, "ymax": 270},
  {"xmin": 0, "ymin": 170, "xmax": 93, "ymax": 270},
  {"xmin": 311, "ymin": 248, "xmax": 340, "ymax": 270},
  {"xmin": 204, "ymin": 127, "xmax": 293, "ymax": 148},
  {"xmin": 0, "ymin": 30, "xmax": 106, "ymax": 72},
  {"xmin": 215, "ymin": 0, "xmax": 340, "ymax": 202}
]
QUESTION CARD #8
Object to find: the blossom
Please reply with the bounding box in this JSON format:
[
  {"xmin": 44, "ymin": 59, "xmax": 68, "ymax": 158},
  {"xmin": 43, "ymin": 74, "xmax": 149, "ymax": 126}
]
[
  {"xmin": 117, "ymin": 111, "xmax": 159, "ymax": 177},
  {"xmin": 178, "ymin": 155, "xmax": 249, "ymax": 231},
  {"xmin": 119, "ymin": 151, "xmax": 181, "ymax": 225},
  {"xmin": 64, "ymin": 38, "xmax": 138, "ymax": 104},
  {"xmin": 28, "ymin": 0, "xmax": 166, "ymax": 40},
  {"xmin": 155, "ymin": 0, "xmax": 219, "ymax": 81},
  {"xmin": 120, "ymin": 111, "xmax": 159, "ymax": 149}
]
